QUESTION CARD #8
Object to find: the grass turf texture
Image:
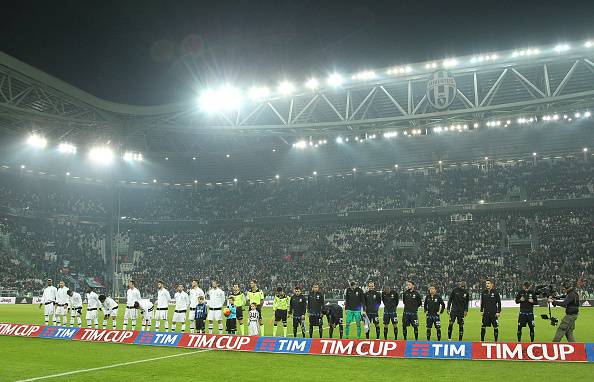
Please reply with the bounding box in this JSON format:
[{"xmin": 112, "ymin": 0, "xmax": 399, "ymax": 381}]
[{"xmin": 0, "ymin": 305, "xmax": 592, "ymax": 381}]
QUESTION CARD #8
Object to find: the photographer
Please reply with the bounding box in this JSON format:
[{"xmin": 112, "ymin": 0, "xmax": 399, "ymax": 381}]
[{"xmin": 548, "ymin": 282, "xmax": 580, "ymax": 342}]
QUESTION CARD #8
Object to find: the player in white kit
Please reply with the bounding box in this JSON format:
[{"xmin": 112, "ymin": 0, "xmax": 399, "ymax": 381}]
[
  {"xmin": 39, "ymin": 279, "xmax": 57, "ymax": 325},
  {"xmin": 134, "ymin": 299, "xmax": 154, "ymax": 331},
  {"xmin": 99, "ymin": 295, "xmax": 119, "ymax": 329},
  {"xmin": 85, "ymin": 287, "xmax": 100, "ymax": 329},
  {"xmin": 172, "ymin": 284, "xmax": 190, "ymax": 332},
  {"xmin": 248, "ymin": 303, "xmax": 260, "ymax": 336},
  {"xmin": 67, "ymin": 289, "xmax": 83, "ymax": 327},
  {"xmin": 154, "ymin": 280, "xmax": 171, "ymax": 331},
  {"xmin": 188, "ymin": 279, "xmax": 205, "ymax": 332},
  {"xmin": 55, "ymin": 281, "xmax": 69, "ymax": 326},
  {"xmin": 207, "ymin": 280, "xmax": 226, "ymax": 334},
  {"xmin": 123, "ymin": 280, "xmax": 141, "ymax": 330}
]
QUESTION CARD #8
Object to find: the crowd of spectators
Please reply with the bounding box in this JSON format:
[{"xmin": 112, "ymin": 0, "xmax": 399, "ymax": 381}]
[
  {"xmin": 0, "ymin": 218, "xmax": 107, "ymax": 295},
  {"xmin": 1, "ymin": 158, "xmax": 591, "ymax": 220},
  {"xmin": 127, "ymin": 209, "xmax": 592, "ymax": 299}
]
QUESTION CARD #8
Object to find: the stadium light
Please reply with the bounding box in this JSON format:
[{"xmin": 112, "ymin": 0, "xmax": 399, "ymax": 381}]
[
  {"xmin": 336, "ymin": 136, "xmax": 343, "ymax": 144},
  {"xmin": 326, "ymin": 73, "xmax": 343, "ymax": 87},
  {"xmin": 226, "ymin": 154, "xmax": 230, "ymax": 158},
  {"xmin": 442, "ymin": 59, "xmax": 457, "ymax": 68},
  {"xmin": 352, "ymin": 168, "xmax": 357, "ymax": 172},
  {"xmin": 153, "ymin": 178, "xmax": 157, "ymax": 183},
  {"xmin": 194, "ymin": 179, "xmax": 198, "ymax": 184},
  {"xmin": 353, "ymin": 70, "xmax": 377, "ymax": 80},
  {"xmin": 123, "ymin": 152, "xmax": 143, "ymax": 162},
  {"xmin": 275, "ymin": 174, "xmax": 280, "ymax": 179},
  {"xmin": 66, "ymin": 172, "xmax": 70, "ymax": 176},
  {"xmin": 313, "ymin": 171, "xmax": 317, "ymax": 176},
  {"xmin": 585, "ymin": 111, "xmax": 592, "ymax": 118},
  {"xmin": 532, "ymin": 152, "xmax": 537, "ymax": 157},
  {"xmin": 20, "ymin": 164, "xmax": 25, "ymax": 169},
  {"xmin": 233, "ymin": 178, "xmax": 238, "ymax": 182},
  {"xmin": 248, "ymin": 86, "xmax": 270, "ymax": 101},
  {"xmin": 424, "ymin": 62, "xmax": 437, "ymax": 70},
  {"xmin": 583, "ymin": 148, "xmax": 588, "ymax": 152},
  {"xmin": 58, "ymin": 142, "xmax": 77, "ymax": 154},
  {"xmin": 305, "ymin": 78, "xmax": 319, "ymax": 90},
  {"xmin": 554, "ymin": 44, "xmax": 570, "ymax": 53},
  {"xmin": 277, "ymin": 81, "xmax": 295, "ymax": 96},
  {"xmin": 198, "ymin": 85, "xmax": 242, "ymax": 112},
  {"xmin": 27, "ymin": 134, "xmax": 47, "ymax": 149},
  {"xmin": 88, "ymin": 146, "xmax": 114, "ymax": 165},
  {"xmin": 293, "ymin": 140, "xmax": 307, "ymax": 149},
  {"xmin": 586, "ymin": 41, "xmax": 593, "ymax": 48}
]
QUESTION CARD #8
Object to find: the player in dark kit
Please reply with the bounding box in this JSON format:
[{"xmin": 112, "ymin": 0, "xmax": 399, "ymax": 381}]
[
  {"xmin": 447, "ymin": 281, "xmax": 469, "ymax": 341},
  {"xmin": 402, "ymin": 281, "xmax": 422, "ymax": 340},
  {"xmin": 322, "ymin": 303, "xmax": 344, "ymax": 339},
  {"xmin": 363, "ymin": 282, "xmax": 382, "ymax": 339},
  {"xmin": 382, "ymin": 286, "xmax": 399, "ymax": 340},
  {"xmin": 289, "ymin": 286, "xmax": 307, "ymax": 337},
  {"xmin": 480, "ymin": 279, "xmax": 502, "ymax": 341},
  {"xmin": 515, "ymin": 281, "xmax": 538, "ymax": 342},
  {"xmin": 424, "ymin": 285, "xmax": 445, "ymax": 341},
  {"xmin": 344, "ymin": 281, "xmax": 365, "ymax": 339},
  {"xmin": 307, "ymin": 283, "xmax": 324, "ymax": 338}
]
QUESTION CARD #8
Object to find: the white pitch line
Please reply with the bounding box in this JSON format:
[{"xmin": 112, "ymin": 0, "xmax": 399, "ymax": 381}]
[{"xmin": 15, "ymin": 349, "xmax": 212, "ymax": 382}]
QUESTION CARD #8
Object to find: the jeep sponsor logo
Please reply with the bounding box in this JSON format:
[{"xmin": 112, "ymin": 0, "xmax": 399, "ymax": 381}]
[
  {"xmin": 0, "ymin": 297, "xmax": 16, "ymax": 304},
  {"xmin": 0, "ymin": 323, "xmax": 43, "ymax": 337},
  {"xmin": 75, "ymin": 329, "xmax": 136, "ymax": 343}
]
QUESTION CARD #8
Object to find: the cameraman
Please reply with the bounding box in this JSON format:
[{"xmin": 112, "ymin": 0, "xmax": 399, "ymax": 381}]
[{"xmin": 548, "ymin": 282, "xmax": 580, "ymax": 342}]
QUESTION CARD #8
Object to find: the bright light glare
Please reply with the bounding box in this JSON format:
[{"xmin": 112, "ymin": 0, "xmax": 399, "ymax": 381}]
[
  {"xmin": 293, "ymin": 140, "xmax": 307, "ymax": 149},
  {"xmin": 554, "ymin": 44, "xmax": 570, "ymax": 53},
  {"xmin": 123, "ymin": 152, "xmax": 143, "ymax": 162},
  {"xmin": 277, "ymin": 81, "xmax": 295, "ymax": 95},
  {"xmin": 58, "ymin": 142, "xmax": 77, "ymax": 154},
  {"xmin": 586, "ymin": 41, "xmax": 593, "ymax": 48},
  {"xmin": 248, "ymin": 86, "xmax": 270, "ymax": 101},
  {"xmin": 199, "ymin": 85, "xmax": 242, "ymax": 112},
  {"xmin": 326, "ymin": 73, "xmax": 343, "ymax": 87},
  {"xmin": 336, "ymin": 136, "xmax": 343, "ymax": 144},
  {"xmin": 89, "ymin": 146, "xmax": 114, "ymax": 165},
  {"xmin": 27, "ymin": 134, "xmax": 47, "ymax": 148},
  {"xmin": 442, "ymin": 59, "xmax": 458, "ymax": 68},
  {"xmin": 305, "ymin": 78, "xmax": 319, "ymax": 90}
]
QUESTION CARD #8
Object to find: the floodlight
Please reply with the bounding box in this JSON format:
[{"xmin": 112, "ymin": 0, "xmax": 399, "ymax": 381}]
[
  {"xmin": 277, "ymin": 81, "xmax": 295, "ymax": 95},
  {"xmin": 89, "ymin": 146, "xmax": 114, "ymax": 165},
  {"xmin": 554, "ymin": 44, "xmax": 570, "ymax": 53},
  {"xmin": 27, "ymin": 134, "xmax": 47, "ymax": 148},
  {"xmin": 336, "ymin": 137, "xmax": 343, "ymax": 144},
  {"xmin": 305, "ymin": 78, "xmax": 319, "ymax": 90},
  {"xmin": 58, "ymin": 142, "xmax": 77, "ymax": 154},
  {"xmin": 326, "ymin": 73, "xmax": 343, "ymax": 87},
  {"xmin": 199, "ymin": 85, "xmax": 242, "ymax": 112}
]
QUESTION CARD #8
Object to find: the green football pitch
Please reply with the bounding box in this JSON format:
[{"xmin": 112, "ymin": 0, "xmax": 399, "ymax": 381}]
[{"xmin": 0, "ymin": 305, "xmax": 592, "ymax": 381}]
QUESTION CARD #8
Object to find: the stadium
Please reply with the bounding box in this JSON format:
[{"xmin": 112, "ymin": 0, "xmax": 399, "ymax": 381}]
[{"xmin": 0, "ymin": 2, "xmax": 593, "ymax": 381}]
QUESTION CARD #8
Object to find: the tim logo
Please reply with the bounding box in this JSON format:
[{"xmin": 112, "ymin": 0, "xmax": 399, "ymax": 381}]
[
  {"xmin": 254, "ymin": 337, "xmax": 311, "ymax": 354},
  {"xmin": 134, "ymin": 331, "xmax": 182, "ymax": 347},
  {"xmin": 40, "ymin": 326, "xmax": 79, "ymax": 339},
  {"xmin": 410, "ymin": 343, "xmax": 430, "ymax": 356},
  {"xmin": 406, "ymin": 341, "xmax": 471, "ymax": 359},
  {"xmin": 426, "ymin": 70, "xmax": 457, "ymax": 110}
]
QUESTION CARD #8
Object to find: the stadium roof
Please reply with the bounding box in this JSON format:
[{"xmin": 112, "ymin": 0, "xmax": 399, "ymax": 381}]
[{"xmin": 0, "ymin": 38, "xmax": 593, "ymax": 180}]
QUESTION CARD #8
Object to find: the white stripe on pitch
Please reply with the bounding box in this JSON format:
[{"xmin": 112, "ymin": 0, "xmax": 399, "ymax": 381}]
[{"xmin": 15, "ymin": 349, "xmax": 212, "ymax": 381}]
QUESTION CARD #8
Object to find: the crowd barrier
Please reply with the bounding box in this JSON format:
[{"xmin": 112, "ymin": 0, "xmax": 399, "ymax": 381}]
[{"xmin": 0, "ymin": 322, "xmax": 592, "ymax": 362}]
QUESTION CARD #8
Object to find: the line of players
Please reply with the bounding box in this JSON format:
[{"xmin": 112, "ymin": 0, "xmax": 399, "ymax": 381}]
[{"xmin": 39, "ymin": 278, "xmax": 542, "ymax": 342}]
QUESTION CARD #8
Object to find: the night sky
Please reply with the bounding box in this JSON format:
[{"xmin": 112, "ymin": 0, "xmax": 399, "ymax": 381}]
[{"xmin": 1, "ymin": 0, "xmax": 593, "ymax": 106}]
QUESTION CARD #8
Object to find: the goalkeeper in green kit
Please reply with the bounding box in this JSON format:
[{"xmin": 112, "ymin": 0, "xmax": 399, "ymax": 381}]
[{"xmin": 344, "ymin": 281, "xmax": 365, "ymax": 338}]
